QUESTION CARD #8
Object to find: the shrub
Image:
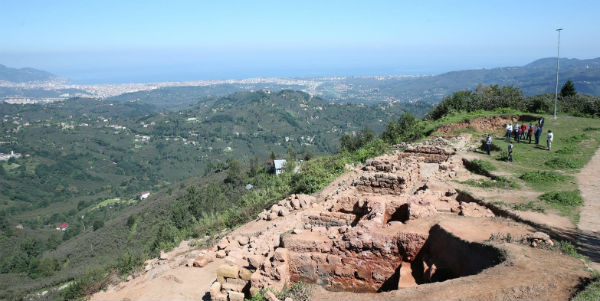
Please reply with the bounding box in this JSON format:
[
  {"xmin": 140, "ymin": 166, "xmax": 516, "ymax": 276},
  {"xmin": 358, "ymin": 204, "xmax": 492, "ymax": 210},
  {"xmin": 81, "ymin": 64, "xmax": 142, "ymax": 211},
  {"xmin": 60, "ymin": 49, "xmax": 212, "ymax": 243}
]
[
  {"xmin": 291, "ymin": 156, "xmax": 345, "ymax": 194},
  {"xmin": 283, "ymin": 281, "xmax": 312, "ymax": 301},
  {"xmin": 114, "ymin": 249, "xmax": 145, "ymax": 276},
  {"xmin": 345, "ymin": 138, "xmax": 387, "ymax": 163},
  {"xmin": 519, "ymin": 170, "xmax": 568, "ymax": 184},
  {"xmin": 539, "ymin": 191, "xmax": 583, "ymax": 207},
  {"xmin": 555, "ymin": 240, "xmax": 583, "ymax": 259},
  {"xmin": 381, "ymin": 113, "xmax": 425, "ymax": 144},
  {"xmin": 61, "ymin": 266, "xmax": 107, "ymax": 301}
]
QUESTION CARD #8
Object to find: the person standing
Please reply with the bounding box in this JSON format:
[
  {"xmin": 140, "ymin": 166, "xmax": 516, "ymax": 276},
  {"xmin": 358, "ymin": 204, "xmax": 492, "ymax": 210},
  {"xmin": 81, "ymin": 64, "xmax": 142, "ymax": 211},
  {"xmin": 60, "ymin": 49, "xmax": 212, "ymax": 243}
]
[
  {"xmin": 521, "ymin": 123, "xmax": 527, "ymax": 139},
  {"xmin": 506, "ymin": 123, "xmax": 512, "ymax": 142},
  {"xmin": 535, "ymin": 125, "xmax": 542, "ymax": 145},
  {"xmin": 539, "ymin": 117, "xmax": 544, "ymax": 129},
  {"xmin": 517, "ymin": 127, "xmax": 522, "ymax": 143},
  {"xmin": 507, "ymin": 142, "xmax": 514, "ymax": 162},
  {"xmin": 547, "ymin": 130, "xmax": 554, "ymax": 151},
  {"xmin": 527, "ymin": 123, "xmax": 534, "ymax": 144},
  {"xmin": 513, "ymin": 123, "xmax": 519, "ymax": 140},
  {"xmin": 486, "ymin": 134, "xmax": 492, "ymax": 155}
]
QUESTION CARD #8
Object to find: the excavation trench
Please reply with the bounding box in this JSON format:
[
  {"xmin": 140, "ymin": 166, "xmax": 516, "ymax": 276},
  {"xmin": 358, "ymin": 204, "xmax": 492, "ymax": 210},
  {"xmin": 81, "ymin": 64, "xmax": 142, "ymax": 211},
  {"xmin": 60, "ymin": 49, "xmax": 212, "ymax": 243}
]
[{"xmin": 283, "ymin": 223, "xmax": 506, "ymax": 293}]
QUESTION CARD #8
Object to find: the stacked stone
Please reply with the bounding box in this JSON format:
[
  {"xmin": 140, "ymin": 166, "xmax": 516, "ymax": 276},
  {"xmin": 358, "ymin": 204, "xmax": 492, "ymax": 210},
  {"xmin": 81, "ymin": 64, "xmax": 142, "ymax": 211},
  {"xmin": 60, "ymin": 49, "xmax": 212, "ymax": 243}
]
[
  {"xmin": 401, "ymin": 145, "xmax": 454, "ymax": 163},
  {"xmin": 257, "ymin": 194, "xmax": 315, "ymax": 221},
  {"xmin": 210, "ymin": 264, "xmax": 253, "ymax": 301},
  {"xmin": 352, "ymin": 173, "xmax": 407, "ymax": 194}
]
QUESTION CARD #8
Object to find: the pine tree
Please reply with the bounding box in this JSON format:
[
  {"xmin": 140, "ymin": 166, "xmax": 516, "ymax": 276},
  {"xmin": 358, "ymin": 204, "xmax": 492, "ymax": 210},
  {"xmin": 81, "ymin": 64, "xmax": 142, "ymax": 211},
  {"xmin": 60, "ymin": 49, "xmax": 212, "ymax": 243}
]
[{"xmin": 560, "ymin": 80, "xmax": 576, "ymax": 98}]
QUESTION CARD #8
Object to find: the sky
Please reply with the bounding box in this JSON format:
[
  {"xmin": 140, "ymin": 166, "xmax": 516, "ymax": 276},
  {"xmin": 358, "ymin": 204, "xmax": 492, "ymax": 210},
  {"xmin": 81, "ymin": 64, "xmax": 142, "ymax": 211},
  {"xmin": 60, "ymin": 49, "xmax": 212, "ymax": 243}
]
[{"xmin": 1, "ymin": 0, "xmax": 599, "ymax": 83}]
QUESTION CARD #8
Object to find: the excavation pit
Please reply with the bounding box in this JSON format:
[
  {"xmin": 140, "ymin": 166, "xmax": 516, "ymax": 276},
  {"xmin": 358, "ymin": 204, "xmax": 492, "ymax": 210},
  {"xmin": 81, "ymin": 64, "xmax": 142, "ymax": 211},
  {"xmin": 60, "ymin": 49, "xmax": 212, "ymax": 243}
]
[{"xmin": 282, "ymin": 224, "xmax": 505, "ymax": 293}]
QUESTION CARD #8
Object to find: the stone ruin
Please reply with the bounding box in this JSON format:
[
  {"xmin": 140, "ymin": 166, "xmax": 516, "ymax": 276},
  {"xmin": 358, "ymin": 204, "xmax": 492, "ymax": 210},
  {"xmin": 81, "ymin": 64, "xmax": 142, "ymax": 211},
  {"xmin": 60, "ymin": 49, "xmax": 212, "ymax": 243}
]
[{"xmin": 207, "ymin": 145, "xmax": 501, "ymax": 300}]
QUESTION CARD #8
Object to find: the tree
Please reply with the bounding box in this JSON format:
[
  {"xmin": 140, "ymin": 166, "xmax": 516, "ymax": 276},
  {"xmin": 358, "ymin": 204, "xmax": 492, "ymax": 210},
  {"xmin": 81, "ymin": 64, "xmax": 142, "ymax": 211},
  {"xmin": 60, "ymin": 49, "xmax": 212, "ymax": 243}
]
[
  {"xmin": 560, "ymin": 80, "xmax": 576, "ymax": 98},
  {"xmin": 301, "ymin": 146, "xmax": 314, "ymax": 161},
  {"xmin": 381, "ymin": 113, "xmax": 424, "ymax": 144},
  {"xmin": 224, "ymin": 159, "xmax": 243, "ymax": 184},
  {"xmin": 93, "ymin": 219, "xmax": 104, "ymax": 231},
  {"xmin": 287, "ymin": 146, "xmax": 297, "ymax": 161}
]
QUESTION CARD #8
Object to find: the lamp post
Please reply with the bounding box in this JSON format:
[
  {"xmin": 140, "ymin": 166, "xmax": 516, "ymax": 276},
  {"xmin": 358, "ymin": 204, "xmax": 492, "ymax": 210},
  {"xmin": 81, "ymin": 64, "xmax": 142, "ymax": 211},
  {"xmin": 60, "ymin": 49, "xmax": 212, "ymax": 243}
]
[{"xmin": 554, "ymin": 28, "xmax": 563, "ymax": 119}]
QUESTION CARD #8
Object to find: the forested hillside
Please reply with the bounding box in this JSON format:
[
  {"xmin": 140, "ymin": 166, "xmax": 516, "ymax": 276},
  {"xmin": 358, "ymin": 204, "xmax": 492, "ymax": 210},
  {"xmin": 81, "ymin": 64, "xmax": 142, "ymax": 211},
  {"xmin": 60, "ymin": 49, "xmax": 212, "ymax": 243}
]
[{"xmin": 0, "ymin": 90, "xmax": 431, "ymax": 299}]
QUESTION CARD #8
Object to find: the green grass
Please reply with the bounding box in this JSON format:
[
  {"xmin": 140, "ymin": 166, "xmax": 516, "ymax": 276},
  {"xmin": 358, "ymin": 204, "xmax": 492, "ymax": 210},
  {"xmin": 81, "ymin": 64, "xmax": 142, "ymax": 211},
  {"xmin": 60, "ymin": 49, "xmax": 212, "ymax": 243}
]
[
  {"xmin": 489, "ymin": 200, "xmax": 546, "ymax": 213},
  {"xmin": 463, "ymin": 158, "xmax": 497, "ymax": 177},
  {"xmin": 555, "ymin": 240, "xmax": 585, "ymax": 259},
  {"xmin": 545, "ymin": 157, "xmax": 583, "ymax": 169},
  {"xmin": 562, "ymin": 133, "xmax": 590, "ymax": 144},
  {"xmin": 539, "ymin": 191, "xmax": 583, "ymax": 207},
  {"xmin": 510, "ymin": 200, "xmax": 546, "ymax": 213},
  {"xmin": 573, "ymin": 278, "xmax": 600, "ymax": 301},
  {"xmin": 489, "ymin": 115, "xmax": 600, "ymax": 175},
  {"xmin": 538, "ymin": 190, "xmax": 583, "ymax": 222},
  {"xmin": 519, "ymin": 170, "xmax": 571, "ymax": 190},
  {"xmin": 555, "ymin": 145, "xmax": 579, "ymax": 155},
  {"xmin": 458, "ymin": 177, "xmax": 519, "ymax": 189}
]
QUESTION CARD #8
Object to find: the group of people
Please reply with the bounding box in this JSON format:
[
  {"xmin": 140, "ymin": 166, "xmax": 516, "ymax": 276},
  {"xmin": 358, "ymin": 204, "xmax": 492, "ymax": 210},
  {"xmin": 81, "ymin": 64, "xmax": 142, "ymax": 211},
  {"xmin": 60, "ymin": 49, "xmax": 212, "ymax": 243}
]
[
  {"xmin": 485, "ymin": 117, "xmax": 554, "ymax": 162},
  {"xmin": 504, "ymin": 118, "xmax": 544, "ymax": 144}
]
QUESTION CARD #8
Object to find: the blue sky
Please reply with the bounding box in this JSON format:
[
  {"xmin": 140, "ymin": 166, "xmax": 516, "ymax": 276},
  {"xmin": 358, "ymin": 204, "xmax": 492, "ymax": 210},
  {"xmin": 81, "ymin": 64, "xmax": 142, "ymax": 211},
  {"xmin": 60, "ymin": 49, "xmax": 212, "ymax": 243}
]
[{"xmin": 1, "ymin": 0, "xmax": 599, "ymax": 83}]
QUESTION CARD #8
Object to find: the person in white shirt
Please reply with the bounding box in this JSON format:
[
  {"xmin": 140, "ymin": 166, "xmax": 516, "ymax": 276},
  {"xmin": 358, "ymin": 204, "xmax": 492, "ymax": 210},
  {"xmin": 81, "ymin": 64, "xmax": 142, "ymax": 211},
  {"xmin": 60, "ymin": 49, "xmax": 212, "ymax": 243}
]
[
  {"xmin": 506, "ymin": 123, "xmax": 512, "ymax": 141},
  {"xmin": 546, "ymin": 130, "xmax": 554, "ymax": 151}
]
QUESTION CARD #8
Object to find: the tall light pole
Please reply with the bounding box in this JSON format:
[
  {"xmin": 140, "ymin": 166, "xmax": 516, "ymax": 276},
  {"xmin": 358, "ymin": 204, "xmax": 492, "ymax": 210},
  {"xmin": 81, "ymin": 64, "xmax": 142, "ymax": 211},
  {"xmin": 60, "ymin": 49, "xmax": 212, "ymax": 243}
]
[{"xmin": 553, "ymin": 28, "xmax": 563, "ymax": 119}]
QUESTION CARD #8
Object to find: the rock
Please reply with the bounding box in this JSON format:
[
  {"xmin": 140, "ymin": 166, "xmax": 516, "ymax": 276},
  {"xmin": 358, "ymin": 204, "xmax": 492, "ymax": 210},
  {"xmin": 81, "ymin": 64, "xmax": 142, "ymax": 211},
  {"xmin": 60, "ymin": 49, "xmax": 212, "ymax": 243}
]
[
  {"xmin": 291, "ymin": 198, "xmax": 301, "ymax": 210},
  {"xmin": 268, "ymin": 212, "xmax": 279, "ymax": 221},
  {"xmin": 237, "ymin": 236, "xmax": 250, "ymax": 246},
  {"xmin": 223, "ymin": 277, "xmax": 248, "ymax": 292},
  {"xmin": 293, "ymin": 228, "xmax": 303, "ymax": 234},
  {"xmin": 247, "ymin": 255, "xmax": 264, "ymax": 269},
  {"xmin": 278, "ymin": 207, "xmax": 290, "ymax": 217},
  {"xmin": 209, "ymin": 281, "xmax": 222, "ymax": 297},
  {"xmin": 159, "ymin": 251, "xmax": 168, "ymax": 260},
  {"xmin": 126, "ymin": 275, "xmax": 133, "ymax": 281},
  {"xmin": 193, "ymin": 256, "xmax": 210, "ymax": 267},
  {"xmin": 531, "ymin": 232, "xmax": 550, "ymax": 241},
  {"xmin": 216, "ymin": 250, "xmax": 227, "ymax": 258},
  {"xmin": 217, "ymin": 240, "xmax": 229, "ymax": 250},
  {"xmin": 304, "ymin": 223, "xmax": 312, "ymax": 229},
  {"xmin": 274, "ymin": 248, "xmax": 289, "ymax": 262},
  {"xmin": 328, "ymin": 233, "xmax": 337, "ymax": 239},
  {"xmin": 228, "ymin": 291, "xmax": 245, "ymax": 301},
  {"xmin": 284, "ymin": 298, "xmax": 293, "ymax": 301},
  {"xmin": 217, "ymin": 264, "xmax": 240, "ymax": 280},
  {"xmin": 547, "ymin": 239, "xmax": 554, "ymax": 247},
  {"xmin": 239, "ymin": 267, "xmax": 253, "ymax": 281},
  {"xmin": 264, "ymin": 290, "xmax": 280, "ymax": 301},
  {"xmin": 211, "ymin": 291, "xmax": 227, "ymax": 301}
]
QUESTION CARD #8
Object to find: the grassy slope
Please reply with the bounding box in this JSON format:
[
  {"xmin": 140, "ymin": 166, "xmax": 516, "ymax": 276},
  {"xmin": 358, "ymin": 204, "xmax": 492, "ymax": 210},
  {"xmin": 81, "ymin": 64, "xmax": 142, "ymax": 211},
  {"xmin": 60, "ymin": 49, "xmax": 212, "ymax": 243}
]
[{"xmin": 449, "ymin": 113, "xmax": 600, "ymax": 223}]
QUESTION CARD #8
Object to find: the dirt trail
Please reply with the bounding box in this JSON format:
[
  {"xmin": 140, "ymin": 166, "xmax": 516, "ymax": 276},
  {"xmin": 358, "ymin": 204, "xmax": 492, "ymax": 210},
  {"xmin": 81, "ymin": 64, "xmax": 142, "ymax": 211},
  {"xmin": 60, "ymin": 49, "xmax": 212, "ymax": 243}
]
[{"xmin": 576, "ymin": 147, "xmax": 600, "ymax": 271}]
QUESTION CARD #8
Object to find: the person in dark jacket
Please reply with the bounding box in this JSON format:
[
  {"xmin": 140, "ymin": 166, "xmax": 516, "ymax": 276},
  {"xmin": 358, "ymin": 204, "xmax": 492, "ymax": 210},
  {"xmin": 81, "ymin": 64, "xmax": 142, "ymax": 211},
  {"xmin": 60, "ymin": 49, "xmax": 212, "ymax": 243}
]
[
  {"xmin": 485, "ymin": 134, "xmax": 492, "ymax": 155},
  {"xmin": 534, "ymin": 125, "xmax": 542, "ymax": 145}
]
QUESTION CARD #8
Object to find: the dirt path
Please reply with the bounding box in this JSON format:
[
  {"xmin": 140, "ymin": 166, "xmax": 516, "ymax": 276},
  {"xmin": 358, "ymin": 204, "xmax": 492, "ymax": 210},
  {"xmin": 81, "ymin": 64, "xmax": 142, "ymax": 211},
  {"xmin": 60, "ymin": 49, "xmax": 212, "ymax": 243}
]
[{"xmin": 576, "ymin": 147, "xmax": 600, "ymax": 271}]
